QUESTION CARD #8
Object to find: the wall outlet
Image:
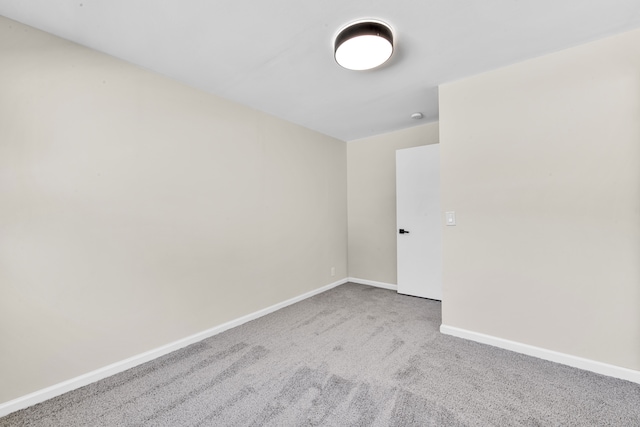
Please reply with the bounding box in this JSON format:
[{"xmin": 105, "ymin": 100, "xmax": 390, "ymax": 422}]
[{"xmin": 331, "ymin": 267, "xmax": 336, "ymax": 277}]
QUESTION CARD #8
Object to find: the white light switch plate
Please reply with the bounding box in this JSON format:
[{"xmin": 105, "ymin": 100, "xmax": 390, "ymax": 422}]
[{"xmin": 445, "ymin": 211, "xmax": 456, "ymax": 226}]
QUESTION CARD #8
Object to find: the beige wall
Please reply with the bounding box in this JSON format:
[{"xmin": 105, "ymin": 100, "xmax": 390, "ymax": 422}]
[
  {"xmin": 0, "ymin": 17, "xmax": 347, "ymax": 403},
  {"xmin": 347, "ymin": 123, "xmax": 439, "ymax": 284},
  {"xmin": 440, "ymin": 29, "xmax": 640, "ymax": 370}
]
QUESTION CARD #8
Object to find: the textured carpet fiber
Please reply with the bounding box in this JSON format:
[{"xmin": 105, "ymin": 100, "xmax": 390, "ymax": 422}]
[{"xmin": 2, "ymin": 283, "xmax": 640, "ymax": 426}]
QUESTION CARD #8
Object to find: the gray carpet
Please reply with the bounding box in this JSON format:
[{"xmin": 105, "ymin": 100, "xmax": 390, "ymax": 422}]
[{"xmin": 2, "ymin": 283, "xmax": 639, "ymax": 426}]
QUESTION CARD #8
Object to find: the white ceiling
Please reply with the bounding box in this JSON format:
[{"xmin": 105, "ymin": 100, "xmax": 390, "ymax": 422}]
[{"xmin": 2, "ymin": 0, "xmax": 640, "ymax": 141}]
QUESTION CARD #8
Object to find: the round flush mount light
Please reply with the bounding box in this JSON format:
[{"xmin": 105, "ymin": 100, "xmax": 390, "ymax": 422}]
[
  {"xmin": 334, "ymin": 20, "xmax": 394, "ymax": 71},
  {"xmin": 411, "ymin": 112, "xmax": 424, "ymax": 120}
]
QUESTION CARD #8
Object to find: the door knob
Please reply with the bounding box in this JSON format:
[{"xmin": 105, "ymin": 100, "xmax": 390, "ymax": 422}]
[{"xmin": 399, "ymin": 229, "xmax": 410, "ymax": 234}]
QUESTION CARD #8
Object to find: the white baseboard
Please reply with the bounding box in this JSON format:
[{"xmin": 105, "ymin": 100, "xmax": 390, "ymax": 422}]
[
  {"xmin": 348, "ymin": 277, "xmax": 397, "ymax": 291},
  {"xmin": 440, "ymin": 324, "xmax": 640, "ymax": 385},
  {"xmin": 0, "ymin": 278, "xmax": 349, "ymax": 418}
]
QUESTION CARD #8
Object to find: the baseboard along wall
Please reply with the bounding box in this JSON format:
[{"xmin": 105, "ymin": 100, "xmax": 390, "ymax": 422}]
[
  {"xmin": 0, "ymin": 278, "xmax": 349, "ymax": 418},
  {"xmin": 347, "ymin": 277, "xmax": 398, "ymax": 291},
  {"xmin": 440, "ymin": 324, "xmax": 640, "ymax": 385}
]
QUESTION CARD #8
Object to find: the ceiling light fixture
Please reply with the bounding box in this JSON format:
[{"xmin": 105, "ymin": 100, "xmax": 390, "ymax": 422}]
[{"xmin": 334, "ymin": 20, "xmax": 394, "ymax": 71}]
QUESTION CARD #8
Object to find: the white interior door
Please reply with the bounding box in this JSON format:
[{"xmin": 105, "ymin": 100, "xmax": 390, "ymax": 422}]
[{"xmin": 396, "ymin": 144, "xmax": 442, "ymax": 300}]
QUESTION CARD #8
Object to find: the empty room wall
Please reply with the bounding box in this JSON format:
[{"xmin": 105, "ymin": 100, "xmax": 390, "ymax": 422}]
[
  {"xmin": 439, "ymin": 29, "xmax": 640, "ymax": 371},
  {"xmin": 0, "ymin": 16, "xmax": 347, "ymax": 403},
  {"xmin": 347, "ymin": 123, "xmax": 439, "ymax": 285}
]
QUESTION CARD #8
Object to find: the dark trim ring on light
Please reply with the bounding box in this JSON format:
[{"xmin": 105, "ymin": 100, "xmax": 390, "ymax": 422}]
[{"xmin": 334, "ymin": 20, "xmax": 394, "ymax": 71}]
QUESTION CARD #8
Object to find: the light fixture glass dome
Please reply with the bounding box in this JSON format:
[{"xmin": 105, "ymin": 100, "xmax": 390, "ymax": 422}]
[{"xmin": 334, "ymin": 20, "xmax": 394, "ymax": 71}]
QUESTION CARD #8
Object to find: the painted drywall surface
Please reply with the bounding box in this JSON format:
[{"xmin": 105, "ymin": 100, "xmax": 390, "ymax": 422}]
[
  {"xmin": 347, "ymin": 123, "xmax": 439, "ymax": 284},
  {"xmin": 439, "ymin": 29, "xmax": 640, "ymax": 370},
  {"xmin": 0, "ymin": 17, "xmax": 347, "ymax": 403}
]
